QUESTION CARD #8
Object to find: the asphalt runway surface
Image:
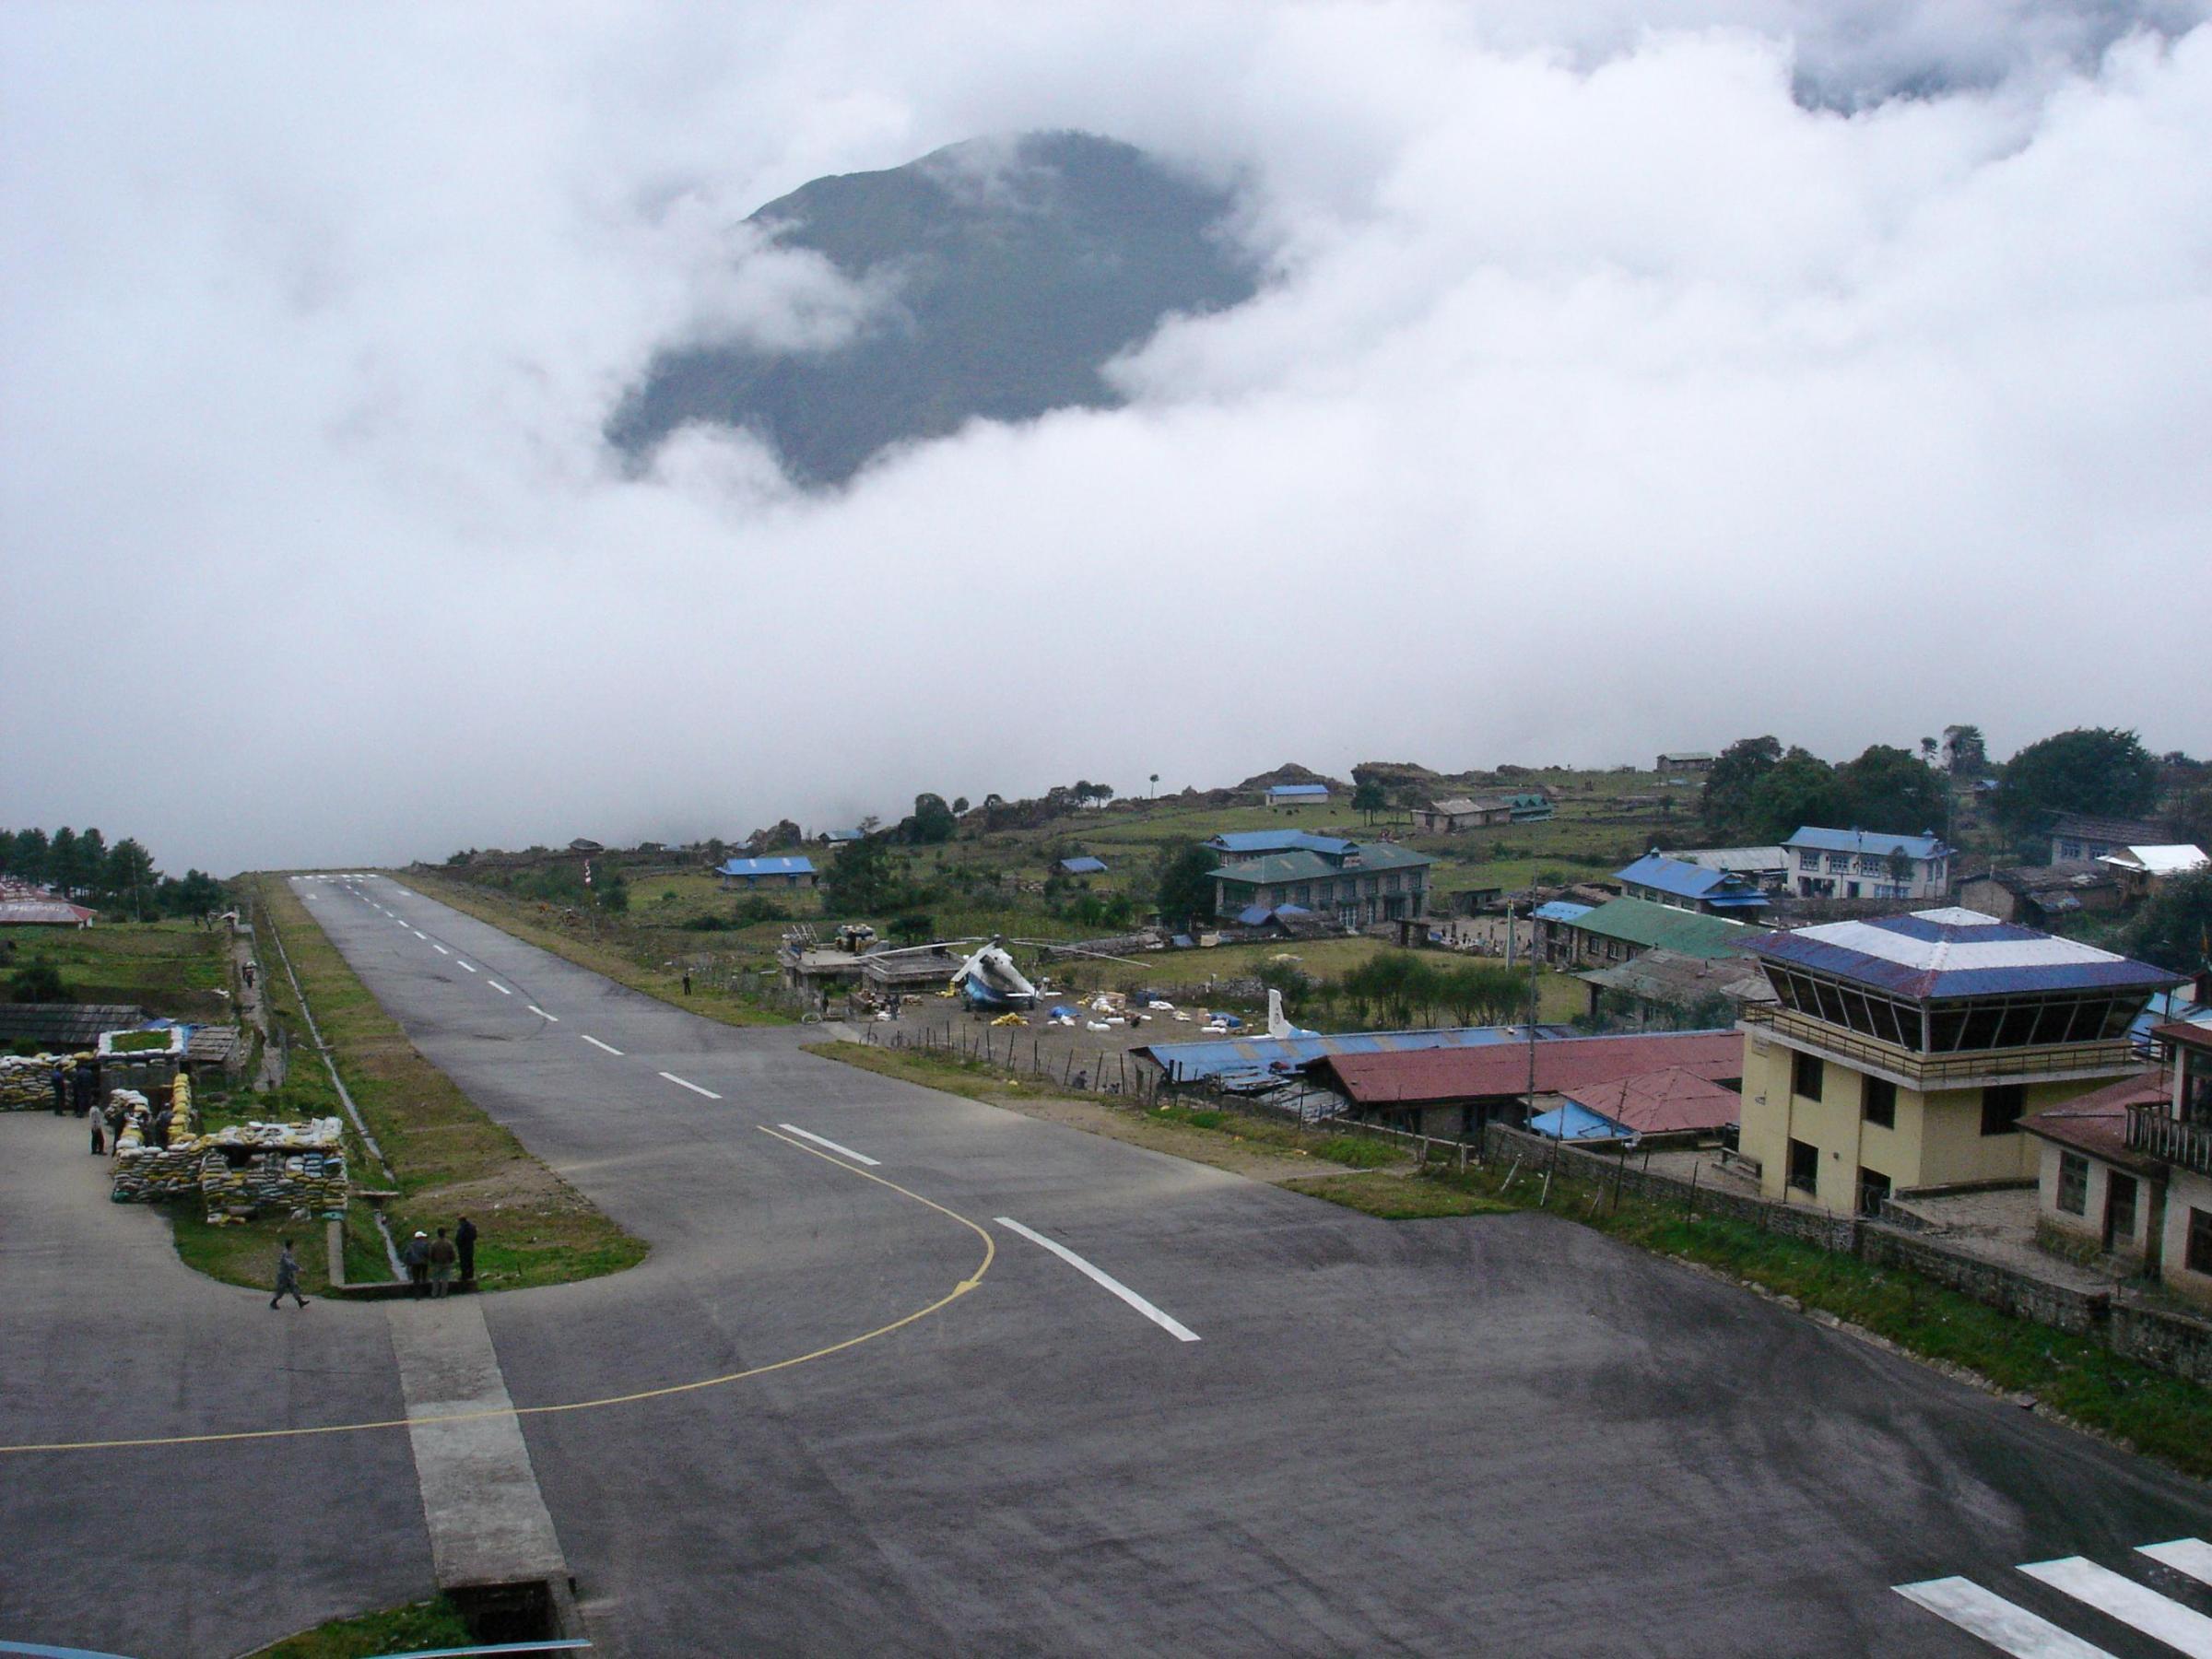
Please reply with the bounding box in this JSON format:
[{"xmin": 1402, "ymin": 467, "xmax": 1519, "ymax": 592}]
[{"xmin": 6, "ymin": 872, "xmax": 2210, "ymax": 1657}]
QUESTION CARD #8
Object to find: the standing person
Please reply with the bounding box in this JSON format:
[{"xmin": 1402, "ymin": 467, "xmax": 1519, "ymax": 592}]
[
  {"xmin": 427, "ymin": 1228, "xmax": 457, "ymax": 1299},
  {"xmin": 87, "ymin": 1100, "xmax": 105, "ymax": 1156},
  {"xmin": 682, "ymin": 971, "xmax": 692, "ymax": 996},
  {"xmin": 50, "ymin": 1061, "xmax": 67, "ymax": 1116},
  {"xmin": 454, "ymin": 1215, "xmax": 477, "ymax": 1285},
  {"xmin": 71, "ymin": 1055, "xmax": 95, "ymax": 1117},
  {"xmin": 402, "ymin": 1230, "xmax": 430, "ymax": 1298},
  {"xmin": 269, "ymin": 1240, "xmax": 308, "ymax": 1310}
]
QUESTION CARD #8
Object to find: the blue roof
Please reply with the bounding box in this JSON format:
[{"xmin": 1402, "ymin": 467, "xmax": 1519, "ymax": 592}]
[
  {"xmin": 1616, "ymin": 853, "xmax": 1767, "ymax": 909},
  {"xmin": 1210, "ymin": 830, "xmax": 1356, "ymax": 857},
  {"xmin": 1235, "ymin": 904, "xmax": 1273, "ymax": 926},
  {"xmin": 1529, "ymin": 1101, "xmax": 1625, "ymax": 1141},
  {"xmin": 716, "ymin": 855, "xmax": 816, "ymax": 877},
  {"xmin": 1749, "ymin": 909, "xmax": 2180, "ymax": 1000},
  {"xmin": 1783, "ymin": 827, "xmax": 1948, "ymax": 860},
  {"xmin": 1136, "ymin": 1023, "xmax": 1574, "ymax": 1083},
  {"xmin": 1532, "ymin": 900, "xmax": 1595, "ymax": 923},
  {"xmin": 1266, "ymin": 783, "xmax": 1331, "ymax": 797},
  {"xmin": 1058, "ymin": 856, "xmax": 1108, "ymax": 874}
]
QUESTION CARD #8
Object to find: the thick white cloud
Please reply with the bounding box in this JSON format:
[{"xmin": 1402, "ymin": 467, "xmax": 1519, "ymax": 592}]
[{"xmin": 2, "ymin": 1, "xmax": 2207, "ymax": 870}]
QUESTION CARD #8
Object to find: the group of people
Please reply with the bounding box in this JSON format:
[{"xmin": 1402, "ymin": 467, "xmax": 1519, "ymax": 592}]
[{"xmin": 400, "ymin": 1217, "xmax": 477, "ymax": 1298}]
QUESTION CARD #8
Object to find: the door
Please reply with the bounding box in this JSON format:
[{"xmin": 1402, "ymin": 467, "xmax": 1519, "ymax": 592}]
[
  {"xmin": 1857, "ymin": 1168, "xmax": 1892, "ymax": 1218},
  {"xmin": 2103, "ymin": 1172, "xmax": 2138, "ymax": 1253}
]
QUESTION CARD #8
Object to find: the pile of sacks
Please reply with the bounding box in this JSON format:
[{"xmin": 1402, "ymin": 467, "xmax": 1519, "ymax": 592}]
[
  {"xmin": 0, "ymin": 1053, "xmax": 69, "ymax": 1110},
  {"xmin": 195, "ymin": 1119, "xmax": 348, "ymax": 1224},
  {"xmin": 110, "ymin": 1113, "xmax": 347, "ymax": 1222}
]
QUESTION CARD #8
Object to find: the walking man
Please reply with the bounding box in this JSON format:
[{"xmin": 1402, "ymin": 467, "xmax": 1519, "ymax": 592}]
[
  {"xmin": 428, "ymin": 1228, "xmax": 458, "ymax": 1299},
  {"xmin": 87, "ymin": 1100, "xmax": 105, "ymax": 1156},
  {"xmin": 454, "ymin": 1214, "xmax": 477, "ymax": 1285},
  {"xmin": 403, "ymin": 1230, "xmax": 431, "ymax": 1298},
  {"xmin": 270, "ymin": 1240, "xmax": 308, "ymax": 1310}
]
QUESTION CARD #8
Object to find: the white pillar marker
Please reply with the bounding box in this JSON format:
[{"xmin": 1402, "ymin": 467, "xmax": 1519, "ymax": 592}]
[
  {"xmin": 775, "ymin": 1124, "xmax": 879, "ymax": 1166},
  {"xmin": 2019, "ymin": 1557, "xmax": 2212, "ymax": 1657},
  {"xmin": 660, "ymin": 1072, "xmax": 722, "ymax": 1100},
  {"xmin": 581, "ymin": 1035, "xmax": 622, "ymax": 1056},
  {"xmin": 994, "ymin": 1218, "xmax": 1200, "ymax": 1342},
  {"xmin": 1893, "ymin": 1579, "xmax": 2112, "ymax": 1659},
  {"xmin": 529, "ymin": 1006, "xmax": 559, "ymax": 1022}
]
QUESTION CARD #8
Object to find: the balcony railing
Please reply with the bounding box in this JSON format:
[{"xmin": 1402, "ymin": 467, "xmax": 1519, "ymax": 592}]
[
  {"xmin": 1738, "ymin": 1005, "xmax": 2141, "ymax": 1091},
  {"xmin": 2127, "ymin": 1106, "xmax": 2212, "ymax": 1176}
]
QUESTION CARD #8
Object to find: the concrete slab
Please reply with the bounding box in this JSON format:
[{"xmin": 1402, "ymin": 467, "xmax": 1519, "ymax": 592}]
[{"xmin": 387, "ymin": 1297, "xmax": 568, "ymax": 1593}]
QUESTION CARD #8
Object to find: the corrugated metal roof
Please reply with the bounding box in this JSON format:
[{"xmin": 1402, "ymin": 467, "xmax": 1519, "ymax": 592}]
[
  {"xmin": 1136, "ymin": 1023, "xmax": 1569, "ymax": 1083},
  {"xmin": 716, "ymin": 855, "xmax": 816, "ymax": 877},
  {"xmin": 0, "ymin": 900, "xmax": 96, "ymax": 924},
  {"xmin": 1614, "ymin": 853, "xmax": 1766, "ymax": 906},
  {"xmin": 1265, "ymin": 783, "xmax": 1331, "ymax": 797},
  {"xmin": 2098, "ymin": 844, "xmax": 2207, "ymax": 877},
  {"xmin": 1315, "ymin": 1030, "xmax": 1743, "ymax": 1106},
  {"xmin": 1214, "ymin": 843, "xmax": 1435, "ymax": 887},
  {"xmin": 1532, "ymin": 900, "xmax": 1594, "ymax": 922},
  {"xmin": 1747, "ymin": 908, "xmax": 2181, "ymax": 999},
  {"xmin": 1783, "ymin": 826, "xmax": 1947, "ymax": 860},
  {"xmin": 1058, "ymin": 856, "xmax": 1108, "ymax": 874},
  {"xmin": 1567, "ymin": 898, "xmax": 1750, "ymax": 959},
  {"xmin": 1208, "ymin": 830, "xmax": 1356, "ymax": 856},
  {"xmin": 1560, "ymin": 1066, "xmax": 1743, "ymax": 1135}
]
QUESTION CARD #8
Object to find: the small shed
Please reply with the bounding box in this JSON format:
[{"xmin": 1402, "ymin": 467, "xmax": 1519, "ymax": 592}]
[
  {"xmin": 1058, "ymin": 856, "xmax": 1109, "ymax": 876},
  {"xmin": 716, "ymin": 855, "xmax": 818, "ymax": 891}
]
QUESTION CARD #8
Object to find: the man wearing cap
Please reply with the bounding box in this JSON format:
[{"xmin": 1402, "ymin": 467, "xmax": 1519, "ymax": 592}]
[{"xmin": 402, "ymin": 1230, "xmax": 431, "ymax": 1298}]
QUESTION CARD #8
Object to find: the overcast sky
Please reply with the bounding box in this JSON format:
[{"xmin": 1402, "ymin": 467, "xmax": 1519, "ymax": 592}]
[{"xmin": 6, "ymin": 2, "xmax": 2209, "ymax": 874}]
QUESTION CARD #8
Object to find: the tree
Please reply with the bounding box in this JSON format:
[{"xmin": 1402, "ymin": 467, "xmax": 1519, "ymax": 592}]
[
  {"xmin": 950, "ymin": 797, "xmax": 970, "ymax": 816},
  {"xmin": 104, "ymin": 838, "xmax": 159, "ymax": 919},
  {"xmin": 46, "ymin": 828, "xmax": 77, "ymax": 896},
  {"xmin": 1700, "ymin": 736, "xmax": 1783, "ymax": 840},
  {"xmin": 1834, "ymin": 745, "xmax": 1947, "ymax": 837},
  {"xmin": 2170, "ymin": 785, "xmax": 2212, "ymax": 851},
  {"xmin": 1156, "ymin": 842, "xmax": 1219, "ymax": 927},
  {"xmin": 74, "ymin": 829, "xmax": 107, "ymax": 898},
  {"xmin": 2129, "ymin": 869, "xmax": 2212, "ymax": 975},
  {"xmin": 1943, "ymin": 724, "xmax": 1988, "ymax": 776},
  {"xmin": 5, "ymin": 828, "xmax": 48, "ymax": 882},
  {"xmin": 1994, "ymin": 727, "xmax": 2159, "ymax": 834},
  {"xmin": 889, "ymin": 912, "xmax": 935, "ymax": 944},
  {"xmin": 906, "ymin": 794, "xmax": 958, "ymax": 845},
  {"xmin": 159, "ymin": 870, "xmax": 226, "ymax": 918},
  {"xmin": 596, "ymin": 867, "xmax": 630, "ymax": 913},
  {"xmin": 1744, "ymin": 748, "xmax": 1843, "ymax": 841},
  {"xmin": 1149, "ymin": 773, "xmax": 1159, "ymax": 798},
  {"xmin": 822, "ymin": 835, "xmax": 903, "ymax": 915},
  {"xmin": 1351, "ymin": 779, "xmax": 1388, "ymax": 823}
]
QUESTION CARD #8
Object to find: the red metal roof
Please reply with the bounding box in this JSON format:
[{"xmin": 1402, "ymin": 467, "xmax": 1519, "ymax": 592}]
[
  {"xmin": 2018, "ymin": 1070, "xmax": 2168, "ymax": 1170},
  {"xmin": 1560, "ymin": 1066, "xmax": 1742, "ymax": 1135},
  {"xmin": 1314, "ymin": 1031, "xmax": 1743, "ymax": 1106}
]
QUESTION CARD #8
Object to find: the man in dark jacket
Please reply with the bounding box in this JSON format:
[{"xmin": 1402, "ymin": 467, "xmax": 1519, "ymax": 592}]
[
  {"xmin": 50, "ymin": 1062, "xmax": 67, "ymax": 1116},
  {"xmin": 402, "ymin": 1230, "xmax": 431, "ymax": 1298},
  {"xmin": 454, "ymin": 1215, "xmax": 478, "ymax": 1285}
]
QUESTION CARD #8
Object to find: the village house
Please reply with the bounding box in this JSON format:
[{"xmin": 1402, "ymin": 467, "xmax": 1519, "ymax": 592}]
[
  {"xmin": 1613, "ymin": 852, "xmax": 1771, "ymax": 918},
  {"xmin": 1957, "ymin": 862, "xmax": 2124, "ymax": 927},
  {"xmin": 1575, "ymin": 947, "xmax": 1777, "ymax": 1026},
  {"xmin": 1735, "ymin": 908, "xmax": 2179, "ymax": 1217},
  {"xmin": 1783, "ymin": 827, "xmax": 1950, "ymax": 900},
  {"xmin": 1552, "ymin": 897, "xmax": 1751, "ymax": 969},
  {"xmin": 2023, "ymin": 1015, "xmax": 2212, "ymax": 1309},
  {"xmin": 1265, "ymin": 782, "xmax": 1331, "ymax": 809},
  {"xmin": 1655, "ymin": 752, "xmax": 1715, "ymax": 772},
  {"xmin": 1674, "ymin": 845, "xmax": 1791, "ymax": 891},
  {"xmin": 2096, "ymin": 843, "xmax": 2208, "ymax": 903},
  {"xmin": 1210, "ymin": 840, "xmax": 1433, "ymax": 929},
  {"xmin": 1410, "ymin": 793, "xmax": 1552, "ymax": 832},
  {"xmin": 2048, "ymin": 811, "xmax": 2167, "ymax": 865},
  {"xmin": 1309, "ymin": 1030, "xmax": 1744, "ymax": 1138},
  {"xmin": 715, "ymin": 854, "xmax": 817, "ymax": 891},
  {"xmin": 1057, "ymin": 855, "xmax": 1109, "ymax": 876}
]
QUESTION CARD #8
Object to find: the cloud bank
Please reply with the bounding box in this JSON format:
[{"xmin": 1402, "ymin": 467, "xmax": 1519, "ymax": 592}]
[{"xmin": 3, "ymin": 1, "xmax": 2208, "ymax": 870}]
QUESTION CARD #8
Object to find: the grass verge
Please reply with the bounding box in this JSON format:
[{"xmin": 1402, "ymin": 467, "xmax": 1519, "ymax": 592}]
[
  {"xmin": 1284, "ymin": 1172, "xmax": 1518, "ymax": 1218},
  {"xmin": 201, "ymin": 874, "xmax": 649, "ymax": 1295},
  {"xmin": 245, "ymin": 1595, "xmax": 471, "ymax": 1658},
  {"xmin": 396, "ymin": 868, "xmax": 791, "ymax": 1028}
]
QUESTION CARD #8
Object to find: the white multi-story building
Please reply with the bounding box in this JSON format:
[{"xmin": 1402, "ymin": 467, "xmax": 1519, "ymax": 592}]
[{"xmin": 1783, "ymin": 827, "xmax": 1950, "ymax": 901}]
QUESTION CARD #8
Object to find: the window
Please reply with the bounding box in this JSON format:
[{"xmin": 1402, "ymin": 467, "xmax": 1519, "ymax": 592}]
[
  {"xmin": 1863, "ymin": 1077, "xmax": 1896, "ymax": 1130},
  {"xmin": 1799, "ymin": 850, "xmax": 1820, "ymax": 868},
  {"xmin": 2106, "ymin": 1173, "xmax": 2137, "ymax": 1246},
  {"xmin": 1982, "ymin": 1083, "xmax": 2026, "ymax": 1136},
  {"xmin": 2056, "ymin": 1151, "xmax": 2088, "ymax": 1216},
  {"xmin": 2190, "ymin": 1208, "xmax": 2212, "ymax": 1276},
  {"xmin": 1788, "ymin": 1138, "xmax": 1819, "ymax": 1195},
  {"xmin": 1792, "ymin": 1051, "xmax": 1824, "ymax": 1101}
]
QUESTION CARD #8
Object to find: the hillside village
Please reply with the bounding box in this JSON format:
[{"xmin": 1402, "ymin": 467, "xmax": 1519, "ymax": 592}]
[{"xmin": 397, "ymin": 728, "xmax": 2212, "ymax": 1334}]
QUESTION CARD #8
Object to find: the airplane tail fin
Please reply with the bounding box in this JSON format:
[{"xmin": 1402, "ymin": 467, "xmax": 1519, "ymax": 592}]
[{"xmin": 1267, "ymin": 988, "xmax": 1290, "ymax": 1041}]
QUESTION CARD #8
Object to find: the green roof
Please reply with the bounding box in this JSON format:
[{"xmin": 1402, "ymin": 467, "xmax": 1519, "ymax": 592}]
[
  {"xmin": 1214, "ymin": 843, "xmax": 1434, "ymax": 888},
  {"xmin": 1569, "ymin": 897, "xmax": 1749, "ymax": 959}
]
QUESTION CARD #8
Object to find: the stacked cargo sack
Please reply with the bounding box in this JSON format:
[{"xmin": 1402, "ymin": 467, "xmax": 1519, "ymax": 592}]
[
  {"xmin": 196, "ymin": 1118, "xmax": 348, "ymax": 1224},
  {"xmin": 0, "ymin": 1054, "xmax": 64, "ymax": 1109}
]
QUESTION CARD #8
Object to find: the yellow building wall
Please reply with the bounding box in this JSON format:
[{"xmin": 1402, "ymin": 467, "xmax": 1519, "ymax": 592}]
[{"xmin": 1740, "ymin": 1032, "xmax": 2077, "ymax": 1216}]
